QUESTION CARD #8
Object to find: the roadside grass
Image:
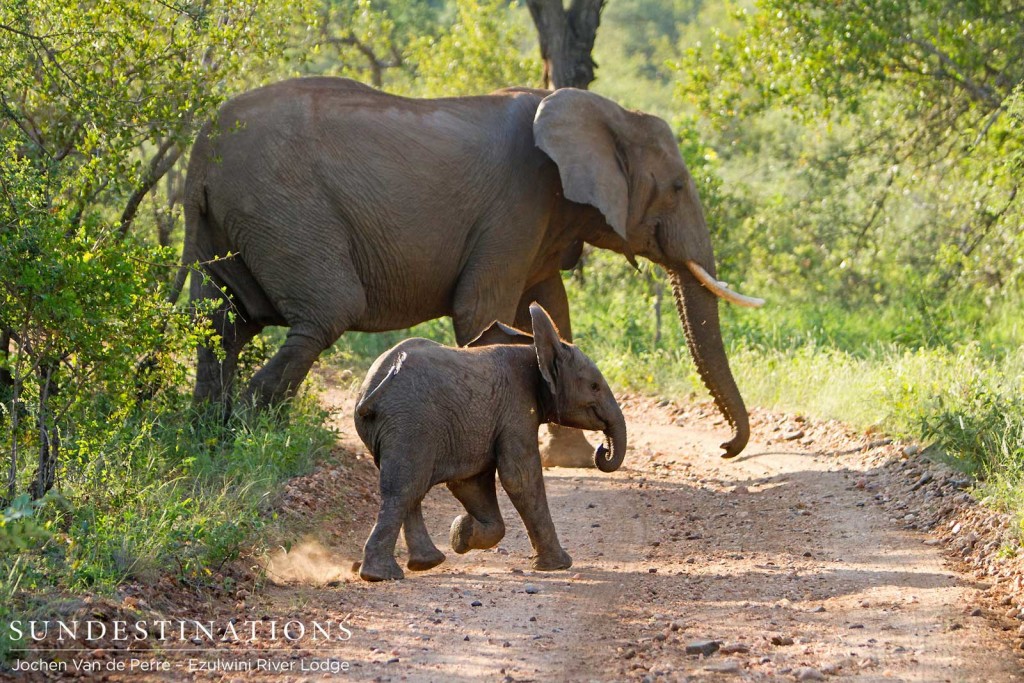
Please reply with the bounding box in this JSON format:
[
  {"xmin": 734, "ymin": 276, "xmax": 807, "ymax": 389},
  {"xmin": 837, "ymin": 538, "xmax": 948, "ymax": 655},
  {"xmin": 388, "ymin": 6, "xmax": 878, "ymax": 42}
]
[{"xmin": 0, "ymin": 391, "xmax": 334, "ymax": 660}]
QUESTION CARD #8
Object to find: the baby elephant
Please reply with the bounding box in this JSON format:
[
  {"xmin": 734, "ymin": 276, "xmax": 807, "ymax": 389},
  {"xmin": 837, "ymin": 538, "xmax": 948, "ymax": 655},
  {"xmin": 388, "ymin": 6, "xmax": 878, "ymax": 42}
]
[{"xmin": 354, "ymin": 303, "xmax": 627, "ymax": 581}]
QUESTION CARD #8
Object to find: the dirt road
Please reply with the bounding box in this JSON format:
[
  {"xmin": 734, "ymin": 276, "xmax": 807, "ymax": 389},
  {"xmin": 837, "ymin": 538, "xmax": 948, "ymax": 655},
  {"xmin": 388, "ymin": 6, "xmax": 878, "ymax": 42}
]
[{"xmin": 235, "ymin": 378, "xmax": 1023, "ymax": 682}]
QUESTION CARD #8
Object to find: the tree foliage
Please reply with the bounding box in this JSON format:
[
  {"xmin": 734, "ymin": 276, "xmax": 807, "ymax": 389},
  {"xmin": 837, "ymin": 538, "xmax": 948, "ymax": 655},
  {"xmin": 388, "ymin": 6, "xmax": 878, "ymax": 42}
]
[
  {"xmin": 308, "ymin": 0, "xmax": 539, "ymax": 95},
  {"xmin": 0, "ymin": 0, "xmax": 312, "ymax": 502},
  {"xmin": 677, "ymin": 0, "xmax": 1024, "ymax": 340}
]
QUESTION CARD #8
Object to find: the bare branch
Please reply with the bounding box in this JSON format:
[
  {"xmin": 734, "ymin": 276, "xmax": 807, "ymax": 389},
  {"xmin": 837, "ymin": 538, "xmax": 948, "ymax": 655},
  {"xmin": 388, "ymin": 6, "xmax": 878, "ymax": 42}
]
[{"xmin": 118, "ymin": 138, "xmax": 182, "ymax": 239}]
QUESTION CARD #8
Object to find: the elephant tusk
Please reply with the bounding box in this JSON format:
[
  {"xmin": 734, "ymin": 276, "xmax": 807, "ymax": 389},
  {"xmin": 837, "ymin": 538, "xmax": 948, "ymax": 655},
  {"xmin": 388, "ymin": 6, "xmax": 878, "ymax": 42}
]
[{"xmin": 684, "ymin": 260, "xmax": 766, "ymax": 308}]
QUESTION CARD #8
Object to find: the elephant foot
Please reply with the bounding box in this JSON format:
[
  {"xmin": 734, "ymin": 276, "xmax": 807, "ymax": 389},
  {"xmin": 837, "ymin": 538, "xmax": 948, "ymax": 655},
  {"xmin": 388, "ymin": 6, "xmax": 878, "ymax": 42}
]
[
  {"xmin": 532, "ymin": 548, "xmax": 572, "ymax": 571},
  {"xmin": 407, "ymin": 547, "xmax": 446, "ymax": 571},
  {"xmin": 540, "ymin": 425, "xmax": 595, "ymax": 468},
  {"xmin": 358, "ymin": 554, "xmax": 405, "ymax": 582},
  {"xmin": 450, "ymin": 514, "xmax": 505, "ymax": 554}
]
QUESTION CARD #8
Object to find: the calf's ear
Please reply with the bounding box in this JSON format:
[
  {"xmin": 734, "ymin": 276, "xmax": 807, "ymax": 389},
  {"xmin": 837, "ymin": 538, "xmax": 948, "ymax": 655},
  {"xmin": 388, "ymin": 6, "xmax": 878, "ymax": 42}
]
[
  {"xmin": 466, "ymin": 321, "xmax": 533, "ymax": 347},
  {"xmin": 529, "ymin": 303, "xmax": 568, "ymax": 395}
]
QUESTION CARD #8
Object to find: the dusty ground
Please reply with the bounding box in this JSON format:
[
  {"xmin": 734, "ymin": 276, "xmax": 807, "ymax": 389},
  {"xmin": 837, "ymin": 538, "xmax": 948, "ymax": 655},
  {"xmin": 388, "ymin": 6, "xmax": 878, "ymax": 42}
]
[
  {"xmin": 11, "ymin": 375, "xmax": 1024, "ymax": 681},
  {"xmin": 242, "ymin": 379, "xmax": 1023, "ymax": 682}
]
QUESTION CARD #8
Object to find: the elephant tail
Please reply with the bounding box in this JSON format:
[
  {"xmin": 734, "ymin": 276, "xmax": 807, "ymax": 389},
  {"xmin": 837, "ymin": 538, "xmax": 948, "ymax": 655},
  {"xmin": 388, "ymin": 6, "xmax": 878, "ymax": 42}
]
[{"xmin": 356, "ymin": 351, "xmax": 407, "ymax": 419}]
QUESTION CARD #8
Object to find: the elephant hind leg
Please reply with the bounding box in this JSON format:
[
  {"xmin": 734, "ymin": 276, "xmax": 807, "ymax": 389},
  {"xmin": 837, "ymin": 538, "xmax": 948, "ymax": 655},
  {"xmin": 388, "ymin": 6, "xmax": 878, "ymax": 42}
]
[
  {"xmin": 403, "ymin": 503, "xmax": 445, "ymax": 571},
  {"xmin": 242, "ymin": 250, "xmax": 367, "ymax": 407},
  {"xmin": 360, "ymin": 449, "xmax": 432, "ymax": 582},
  {"xmin": 447, "ymin": 470, "xmax": 505, "ymax": 553},
  {"xmin": 244, "ymin": 327, "xmax": 332, "ymax": 408},
  {"xmin": 192, "ymin": 278, "xmax": 263, "ymax": 413}
]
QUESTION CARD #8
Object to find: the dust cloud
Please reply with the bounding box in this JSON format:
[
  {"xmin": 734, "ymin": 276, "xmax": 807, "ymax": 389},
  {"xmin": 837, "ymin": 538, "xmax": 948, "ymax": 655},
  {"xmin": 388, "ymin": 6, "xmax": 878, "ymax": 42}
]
[{"xmin": 262, "ymin": 538, "xmax": 353, "ymax": 586}]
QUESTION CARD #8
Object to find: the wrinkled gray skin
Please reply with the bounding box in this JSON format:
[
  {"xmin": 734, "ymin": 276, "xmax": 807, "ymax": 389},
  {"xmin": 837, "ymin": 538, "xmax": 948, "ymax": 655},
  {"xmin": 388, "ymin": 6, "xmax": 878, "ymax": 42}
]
[
  {"xmin": 353, "ymin": 304, "xmax": 627, "ymax": 581},
  {"xmin": 183, "ymin": 77, "xmax": 749, "ymax": 459}
]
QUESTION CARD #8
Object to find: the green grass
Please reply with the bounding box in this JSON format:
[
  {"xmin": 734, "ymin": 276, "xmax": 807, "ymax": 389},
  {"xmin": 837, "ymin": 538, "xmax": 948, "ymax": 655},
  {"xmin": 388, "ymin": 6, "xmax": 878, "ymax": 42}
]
[{"xmin": 0, "ymin": 390, "xmax": 334, "ymax": 659}]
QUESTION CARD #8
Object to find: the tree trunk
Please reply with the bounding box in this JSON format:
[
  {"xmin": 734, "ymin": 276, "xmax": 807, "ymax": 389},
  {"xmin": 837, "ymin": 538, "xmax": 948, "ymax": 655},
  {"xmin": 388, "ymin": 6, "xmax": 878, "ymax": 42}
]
[
  {"xmin": 29, "ymin": 363, "xmax": 59, "ymax": 499},
  {"xmin": 525, "ymin": 0, "xmax": 604, "ymax": 90}
]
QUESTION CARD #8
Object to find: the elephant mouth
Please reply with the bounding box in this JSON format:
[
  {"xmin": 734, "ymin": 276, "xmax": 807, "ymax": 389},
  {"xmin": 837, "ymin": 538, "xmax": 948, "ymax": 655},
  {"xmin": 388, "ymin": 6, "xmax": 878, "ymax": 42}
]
[{"xmin": 684, "ymin": 260, "xmax": 765, "ymax": 308}]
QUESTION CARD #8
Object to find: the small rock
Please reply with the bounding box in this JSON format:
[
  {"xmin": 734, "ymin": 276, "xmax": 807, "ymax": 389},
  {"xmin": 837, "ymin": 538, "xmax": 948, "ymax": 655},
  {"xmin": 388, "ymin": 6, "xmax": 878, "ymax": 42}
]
[
  {"xmin": 620, "ymin": 648, "xmax": 637, "ymax": 660},
  {"xmin": 705, "ymin": 660, "xmax": 741, "ymax": 674},
  {"xmin": 809, "ymin": 606, "xmax": 826, "ymax": 613},
  {"xmin": 719, "ymin": 642, "xmax": 750, "ymax": 654},
  {"xmin": 471, "ymin": 600, "xmax": 483, "ymax": 607},
  {"xmin": 794, "ymin": 666, "xmax": 825, "ymax": 681},
  {"xmin": 731, "ymin": 485, "xmax": 750, "ymax": 495},
  {"xmin": 524, "ymin": 584, "xmax": 540, "ymax": 594},
  {"xmin": 685, "ymin": 639, "xmax": 720, "ymax": 657},
  {"xmin": 903, "ymin": 444, "xmax": 920, "ymax": 457},
  {"xmin": 911, "ymin": 471, "xmax": 933, "ymax": 491},
  {"xmin": 783, "ymin": 429, "xmax": 805, "ymax": 441},
  {"xmin": 969, "ymin": 607, "xmax": 983, "ymax": 617},
  {"xmin": 770, "ymin": 635, "xmax": 794, "ymax": 646}
]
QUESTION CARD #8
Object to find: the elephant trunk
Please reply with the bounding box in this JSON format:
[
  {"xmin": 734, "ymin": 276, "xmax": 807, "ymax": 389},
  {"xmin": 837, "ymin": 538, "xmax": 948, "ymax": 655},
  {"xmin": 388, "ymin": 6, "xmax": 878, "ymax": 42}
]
[
  {"xmin": 594, "ymin": 398, "xmax": 627, "ymax": 472},
  {"xmin": 669, "ymin": 268, "xmax": 749, "ymax": 458}
]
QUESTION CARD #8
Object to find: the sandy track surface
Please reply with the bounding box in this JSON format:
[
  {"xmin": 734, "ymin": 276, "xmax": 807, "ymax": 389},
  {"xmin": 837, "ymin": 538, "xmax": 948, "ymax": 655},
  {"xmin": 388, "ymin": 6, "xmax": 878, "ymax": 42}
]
[{"xmin": 239, "ymin": 380, "xmax": 1023, "ymax": 682}]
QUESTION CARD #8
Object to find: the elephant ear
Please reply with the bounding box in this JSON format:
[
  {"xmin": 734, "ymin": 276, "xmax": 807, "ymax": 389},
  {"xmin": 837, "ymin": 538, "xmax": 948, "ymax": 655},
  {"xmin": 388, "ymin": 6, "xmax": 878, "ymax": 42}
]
[
  {"xmin": 534, "ymin": 89, "xmax": 630, "ymax": 241},
  {"xmin": 466, "ymin": 321, "xmax": 533, "ymax": 347},
  {"xmin": 529, "ymin": 302, "xmax": 569, "ymax": 396}
]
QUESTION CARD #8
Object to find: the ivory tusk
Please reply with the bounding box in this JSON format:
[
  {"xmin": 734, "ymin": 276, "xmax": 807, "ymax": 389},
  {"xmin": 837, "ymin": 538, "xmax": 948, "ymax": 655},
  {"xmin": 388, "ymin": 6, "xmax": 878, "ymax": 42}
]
[{"xmin": 684, "ymin": 261, "xmax": 766, "ymax": 308}]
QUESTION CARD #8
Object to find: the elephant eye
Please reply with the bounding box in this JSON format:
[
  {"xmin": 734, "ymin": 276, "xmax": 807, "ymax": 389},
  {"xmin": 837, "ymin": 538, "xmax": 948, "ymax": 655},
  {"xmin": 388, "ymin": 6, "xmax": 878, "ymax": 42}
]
[
  {"xmin": 590, "ymin": 382, "xmax": 601, "ymax": 392},
  {"xmin": 672, "ymin": 178, "xmax": 686, "ymax": 192}
]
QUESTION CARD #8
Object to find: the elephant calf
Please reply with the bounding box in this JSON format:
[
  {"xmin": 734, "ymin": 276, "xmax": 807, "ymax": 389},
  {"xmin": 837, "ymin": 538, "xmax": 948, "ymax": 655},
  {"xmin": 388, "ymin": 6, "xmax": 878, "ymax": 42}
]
[{"xmin": 354, "ymin": 303, "xmax": 627, "ymax": 581}]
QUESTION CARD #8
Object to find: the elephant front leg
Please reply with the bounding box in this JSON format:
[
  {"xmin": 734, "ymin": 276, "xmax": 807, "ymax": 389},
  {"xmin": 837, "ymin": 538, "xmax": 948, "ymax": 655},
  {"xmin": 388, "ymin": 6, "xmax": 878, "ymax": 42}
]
[
  {"xmin": 450, "ymin": 265, "xmax": 523, "ymax": 346},
  {"xmin": 496, "ymin": 444, "xmax": 572, "ymax": 571},
  {"xmin": 513, "ymin": 275, "xmax": 596, "ymax": 469}
]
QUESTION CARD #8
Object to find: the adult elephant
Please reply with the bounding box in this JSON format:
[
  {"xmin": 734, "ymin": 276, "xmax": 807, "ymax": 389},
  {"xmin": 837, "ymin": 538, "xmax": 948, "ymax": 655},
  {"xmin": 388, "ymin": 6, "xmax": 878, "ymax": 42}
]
[{"xmin": 181, "ymin": 77, "xmax": 763, "ymax": 461}]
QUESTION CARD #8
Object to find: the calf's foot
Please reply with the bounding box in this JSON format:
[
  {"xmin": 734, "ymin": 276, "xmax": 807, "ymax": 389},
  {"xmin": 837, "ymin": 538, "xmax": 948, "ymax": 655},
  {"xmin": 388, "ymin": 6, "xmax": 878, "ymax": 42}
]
[
  {"xmin": 358, "ymin": 554, "xmax": 405, "ymax": 582},
  {"xmin": 450, "ymin": 514, "xmax": 504, "ymax": 553},
  {"xmin": 532, "ymin": 547, "xmax": 572, "ymax": 571},
  {"xmin": 407, "ymin": 547, "xmax": 446, "ymax": 571}
]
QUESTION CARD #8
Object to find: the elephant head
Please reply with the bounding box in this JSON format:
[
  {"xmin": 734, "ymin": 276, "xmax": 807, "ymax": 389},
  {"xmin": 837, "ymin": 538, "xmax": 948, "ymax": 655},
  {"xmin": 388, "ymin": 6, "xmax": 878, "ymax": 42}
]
[
  {"xmin": 534, "ymin": 89, "xmax": 764, "ymax": 459},
  {"xmin": 470, "ymin": 305, "xmax": 628, "ymax": 472},
  {"xmin": 529, "ymin": 303, "xmax": 627, "ymax": 472}
]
